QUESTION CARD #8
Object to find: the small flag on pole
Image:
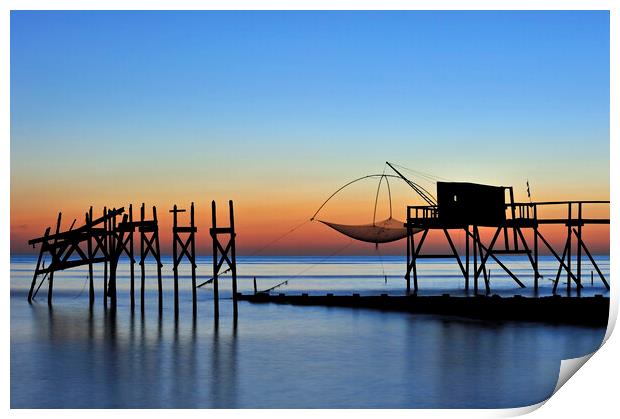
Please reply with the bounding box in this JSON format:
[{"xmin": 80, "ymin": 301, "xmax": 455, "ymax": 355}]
[{"xmin": 526, "ymin": 180, "xmax": 531, "ymax": 202}]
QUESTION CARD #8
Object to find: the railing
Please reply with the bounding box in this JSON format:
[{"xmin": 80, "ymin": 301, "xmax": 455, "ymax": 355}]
[
  {"xmin": 407, "ymin": 200, "xmax": 610, "ymax": 225},
  {"xmin": 407, "ymin": 205, "xmax": 438, "ymax": 221}
]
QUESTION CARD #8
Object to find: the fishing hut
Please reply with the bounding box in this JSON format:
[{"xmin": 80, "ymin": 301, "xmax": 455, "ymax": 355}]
[
  {"xmin": 240, "ymin": 162, "xmax": 610, "ymax": 325},
  {"xmin": 403, "ymin": 174, "xmax": 610, "ymax": 296}
]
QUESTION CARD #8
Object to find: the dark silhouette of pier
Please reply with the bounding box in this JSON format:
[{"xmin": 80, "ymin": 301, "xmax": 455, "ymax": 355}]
[
  {"xmin": 25, "ymin": 163, "xmax": 609, "ymax": 325},
  {"xmin": 27, "ymin": 200, "xmax": 238, "ymax": 320}
]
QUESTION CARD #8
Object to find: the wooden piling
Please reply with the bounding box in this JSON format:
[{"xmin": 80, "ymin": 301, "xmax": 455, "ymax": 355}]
[
  {"xmin": 577, "ymin": 203, "xmax": 582, "ymax": 296},
  {"xmin": 129, "ymin": 204, "xmax": 135, "ymax": 309},
  {"xmin": 103, "ymin": 207, "xmax": 108, "ymax": 306},
  {"xmin": 170, "ymin": 203, "xmax": 197, "ymax": 317},
  {"xmin": 567, "ymin": 203, "xmax": 572, "ymax": 295},
  {"xmin": 405, "ymin": 224, "xmax": 411, "ymax": 294},
  {"xmin": 229, "ymin": 200, "xmax": 238, "ymax": 318},
  {"xmin": 211, "ymin": 201, "xmax": 219, "ymax": 319},
  {"xmin": 139, "ymin": 204, "xmax": 163, "ymax": 313},
  {"xmin": 191, "ymin": 203, "xmax": 197, "ymax": 316},
  {"xmin": 210, "ymin": 200, "xmax": 238, "ymax": 318},
  {"xmin": 87, "ymin": 207, "xmax": 95, "ymax": 306},
  {"xmin": 171, "ymin": 204, "xmax": 180, "ymax": 317},
  {"xmin": 48, "ymin": 212, "xmax": 62, "ymax": 306},
  {"xmin": 465, "ymin": 227, "xmax": 469, "ymax": 291}
]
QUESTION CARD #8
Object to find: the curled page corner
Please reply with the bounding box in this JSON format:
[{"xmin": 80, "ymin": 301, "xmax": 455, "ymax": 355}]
[{"xmin": 553, "ymin": 352, "xmax": 595, "ymax": 395}]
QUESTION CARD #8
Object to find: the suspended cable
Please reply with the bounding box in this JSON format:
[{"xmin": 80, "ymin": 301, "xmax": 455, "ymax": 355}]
[
  {"xmin": 257, "ymin": 239, "xmax": 356, "ymax": 293},
  {"xmin": 390, "ymin": 162, "xmax": 450, "ymax": 182}
]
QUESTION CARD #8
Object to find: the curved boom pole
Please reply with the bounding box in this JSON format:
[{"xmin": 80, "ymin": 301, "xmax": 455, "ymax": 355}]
[{"xmin": 311, "ymin": 174, "xmax": 405, "ymax": 221}]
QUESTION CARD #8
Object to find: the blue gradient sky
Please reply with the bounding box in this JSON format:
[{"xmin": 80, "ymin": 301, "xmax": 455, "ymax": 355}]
[{"xmin": 10, "ymin": 11, "xmax": 610, "ymax": 254}]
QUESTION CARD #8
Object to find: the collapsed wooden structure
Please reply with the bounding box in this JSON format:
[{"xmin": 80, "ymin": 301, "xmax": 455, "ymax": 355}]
[{"xmin": 27, "ymin": 201, "xmax": 238, "ymax": 318}]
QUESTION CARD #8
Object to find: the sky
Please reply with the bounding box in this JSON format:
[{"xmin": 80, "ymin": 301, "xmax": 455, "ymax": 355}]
[{"xmin": 10, "ymin": 10, "xmax": 610, "ymax": 255}]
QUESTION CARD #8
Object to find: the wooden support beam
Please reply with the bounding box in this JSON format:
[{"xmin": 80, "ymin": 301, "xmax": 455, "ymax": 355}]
[
  {"xmin": 210, "ymin": 200, "xmax": 238, "ymax": 318},
  {"xmin": 28, "ymin": 227, "xmax": 49, "ymax": 303},
  {"xmin": 191, "ymin": 203, "xmax": 197, "ymax": 317},
  {"xmin": 128, "ymin": 204, "xmax": 135, "ymax": 310},
  {"xmin": 411, "ymin": 230, "xmax": 417, "ymax": 294},
  {"xmin": 87, "ymin": 207, "xmax": 95, "ymax": 306},
  {"xmin": 170, "ymin": 203, "xmax": 198, "ymax": 317},
  {"xmin": 212, "ymin": 201, "xmax": 219, "ymax": 319},
  {"xmin": 172, "ymin": 204, "xmax": 180, "ymax": 318},
  {"xmin": 475, "ymin": 227, "xmax": 491, "ymax": 295},
  {"xmin": 229, "ymin": 200, "xmax": 238, "ymax": 318},
  {"xmin": 443, "ymin": 229, "xmax": 467, "ymax": 280},
  {"xmin": 464, "ymin": 227, "xmax": 469, "ymax": 291},
  {"xmin": 534, "ymin": 229, "xmax": 581, "ymax": 288},
  {"xmin": 405, "ymin": 225, "xmax": 411, "ymax": 294},
  {"xmin": 48, "ymin": 212, "xmax": 62, "ymax": 305},
  {"xmin": 567, "ymin": 203, "xmax": 572, "ymax": 295},
  {"xmin": 467, "ymin": 227, "xmax": 526, "ymax": 289},
  {"xmin": 577, "ymin": 203, "xmax": 582, "ymax": 297},
  {"xmin": 552, "ymin": 237, "xmax": 569, "ymax": 294},
  {"xmin": 572, "ymin": 228, "xmax": 609, "ymax": 290},
  {"xmin": 103, "ymin": 207, "xmax": 108, "ymax": 307}
]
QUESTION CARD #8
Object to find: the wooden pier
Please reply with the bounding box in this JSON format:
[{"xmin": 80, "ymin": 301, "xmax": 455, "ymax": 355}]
[
  {"xmin": 239, "ymin": 293, "xmax": 610, "ymax": 326},
  {"xmin": 27, "ymin": 201, "xmax": 238, "ymax": 318},
  {"xmin": 403, "ymin": 183, "xmax": 609, "ymax": 297}
]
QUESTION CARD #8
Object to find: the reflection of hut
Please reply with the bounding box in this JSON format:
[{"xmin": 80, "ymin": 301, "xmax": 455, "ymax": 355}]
[{"xmin": 437, "ymin": 182, "xmax": 507, "ymax": 227}]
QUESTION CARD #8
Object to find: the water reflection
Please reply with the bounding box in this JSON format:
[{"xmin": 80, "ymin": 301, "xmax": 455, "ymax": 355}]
[{"xmin": 12, "ymin": 292, "xmax": 605, "ymax": 409}]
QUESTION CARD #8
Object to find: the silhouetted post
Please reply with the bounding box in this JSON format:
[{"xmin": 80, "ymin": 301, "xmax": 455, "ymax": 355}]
[
  {"xmin": 191, "ymin": 203, "xmax": 197, "ymax": 316},
  {"xmin": 139, "ymin": 204, "xmax": 164, "ymax": 312},
  {"xmin": 108, "ymin": 210, "xmax": 125, "ymax": 308},
  {"xmin": 211, "ymin": 201, "xmax": 219, "ymax": 319},
  {"xmin": 154, "ymin": 206, "xmax": 163, "ymax": 311},
  {"xmin": 465, "ymin": 227, "xmax": 469, "ymax": 291},
  {"xmin": 170, "ymin": 203, "xmax": 197, "ymax": 317},
  {"xmin": 474, "ymin": 226, "xmax": 490, "ymax": 294},
  {"xmin": 229, "ymin": 200, "xmax": 238, "ymax": 318},
  {"xmin": 253, "ymin": 277, "xmax": 257, "ymax": 294},
  {"xmin": 577, "ymin": 203, "xmax": 582, "ymax": 297},
  {"xmin": 405, "ymin": 224, "xmax": 411, "ymax": 294},
  {"xmin": 48, "ymin": 212, "xmax": 62, "ymax": 306},
  {"xmin": 473, "ymin": 225, "xmax": 478, "ymax": 294},
  {"xmin": 28, "ymin": 227, "xmax": 50, "ymax": 303},
  {"xmin": 171, "ymin": 204, "xmax": 180, "ymax": 318},
  {"xmin": 140, "ymin": 203, "xmax": 146, "ymax": 312},
  {"xmin": 129, "ymin": 204, "xmax": 135, "ymax": 309},
  {"xmin": 509, "ymin": 187, "xmax": 518, "ymax": 250},
  {"xmin": 411, "ymin": 232, "xmax": 418, "ymax": 294},
  {"xmin": 567, "ymin": 203, "xmax": 572, "ymax": 295},
  {"xmin": 533, "ymin": 205, "xmax": 539, "ymax": 292},
  {"xmin": 87, "ymin": 207, "xmax": 95, "ymax": 306},
  {"xmin": 108, "ymin": 209, "xmax": 118, "ymax": 307},
  {"xmin": 210, "ymin": 200, "xmax": 239, "ymax": 318},
  {"xmin": 103, "ymin": 207, "xmax": 108, "ymax": 306}
]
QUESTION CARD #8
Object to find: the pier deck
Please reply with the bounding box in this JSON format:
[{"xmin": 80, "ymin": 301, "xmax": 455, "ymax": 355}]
[{"xmin": 238, "ymin": 293, "xmax": 609, "ymax": 327}]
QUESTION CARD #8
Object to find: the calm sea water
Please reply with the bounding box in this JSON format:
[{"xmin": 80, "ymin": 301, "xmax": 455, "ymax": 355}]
[{"xmin": 11, "ymin": 255, "xmax": 609, "ymax": 408}]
